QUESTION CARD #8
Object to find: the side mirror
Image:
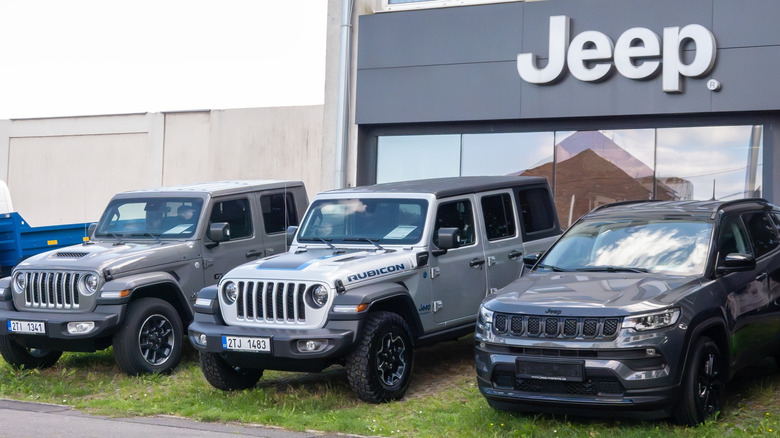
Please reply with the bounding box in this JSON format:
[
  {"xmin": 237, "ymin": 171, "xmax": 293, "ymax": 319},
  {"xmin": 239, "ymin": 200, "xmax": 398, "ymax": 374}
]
[
  {"xmin": 523, "ymin": 252, "xmax": 541, "ymax": 267},
  {"xmin": 718, "ymin": 253, "xmax": 756, "ymax": 273},
  {"xmin": 432, "ymin": 227, "xmax": 460, "ymax": 256},
  {"xmin": 286, "ymin": 225, "xmax": 299, "ymax": 247},
  {"xmin": 87, "ymin": 223, "xmax": 97, "ymax": 238},
  {"xmin": 206, "ymin": 222, "xmax": 231, "ymax": 248}
]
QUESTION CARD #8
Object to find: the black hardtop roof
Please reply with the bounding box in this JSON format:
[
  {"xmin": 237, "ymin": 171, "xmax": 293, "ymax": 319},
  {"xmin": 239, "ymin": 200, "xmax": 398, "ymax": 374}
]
[
  {"xmin": 114, "ymin": 180, "xmax": 305, "ymax": 199},
  {"xmin": 324, "ymin": 176, "xmax": 549, "ymax": 199},
  {"xmin": 587, "ymin": 198, "xmax": 773, "ymax": 219}
]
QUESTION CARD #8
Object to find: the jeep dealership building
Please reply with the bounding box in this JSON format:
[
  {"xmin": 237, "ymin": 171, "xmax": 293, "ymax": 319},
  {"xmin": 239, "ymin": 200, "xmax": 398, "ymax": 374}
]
[{"xmin": 350, "ymin": 0, "xmax": 780, "ymax": 225}]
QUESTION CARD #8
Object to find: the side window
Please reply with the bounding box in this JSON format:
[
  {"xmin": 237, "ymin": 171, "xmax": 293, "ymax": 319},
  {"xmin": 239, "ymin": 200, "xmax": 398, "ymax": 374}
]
[
  {"xmin": 743, "ymin": 212, "xmax": 779, "ymax": 258},
  {"xmin": 515, "ymin": 187, "xmax": 555, "ymax": 233},
  {"xmin": 481, "ymin": 193, "xmax": 516, "ymax": 241},
  {"xmin": 433, "ymin": 199, "xmax": 475, "ymax": 248},
  {"xmin": 209, "ymin": 198, "xmax": 253, "ymax": 240},
  {"xmin": 260, "ymin": 193, "xmax": 298, "ymax": 235},
  {"xmin": 718, "ymin": 216, "xmax": 751, "ymax": 262}
]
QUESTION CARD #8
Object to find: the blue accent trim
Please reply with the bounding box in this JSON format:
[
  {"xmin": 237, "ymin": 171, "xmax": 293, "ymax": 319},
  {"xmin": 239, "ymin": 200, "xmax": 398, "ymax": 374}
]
[{"xmin": 255, "ymin": 254, "xmax": 341, "ymax": 271}]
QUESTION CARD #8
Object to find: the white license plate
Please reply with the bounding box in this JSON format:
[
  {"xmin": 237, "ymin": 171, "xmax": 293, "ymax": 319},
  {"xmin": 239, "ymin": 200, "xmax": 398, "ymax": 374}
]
[
  {"xmin": 8, "ymin": 320, "xmax": 46, "ymax": 335},
  {"xmin": 222, "ymin": 336, "xmax": 270, "ymax": 352}
]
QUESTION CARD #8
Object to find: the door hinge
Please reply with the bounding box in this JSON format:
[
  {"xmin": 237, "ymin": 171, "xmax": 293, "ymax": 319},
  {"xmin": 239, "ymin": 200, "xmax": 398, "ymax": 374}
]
[
  {"xmin": 433, "ymin": 300, "xmax": 444, "ymax": 313},
  {"xmin": 487, "ymin": 256, "xmax": 496, "ymax": 267},
  {"xmin": 430, "ymin": 267, "xmax": 441, "ymax": 279}
]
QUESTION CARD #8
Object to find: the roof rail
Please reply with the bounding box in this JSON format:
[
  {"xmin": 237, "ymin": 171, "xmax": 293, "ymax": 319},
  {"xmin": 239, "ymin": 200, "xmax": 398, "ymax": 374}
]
[
  {"xmin": 715, "ymin": 197, "xmax": 769, "ymax": 212},
  {"xmin": 590, "ymin": 199, "xmax": 662, "ymax": 213}
]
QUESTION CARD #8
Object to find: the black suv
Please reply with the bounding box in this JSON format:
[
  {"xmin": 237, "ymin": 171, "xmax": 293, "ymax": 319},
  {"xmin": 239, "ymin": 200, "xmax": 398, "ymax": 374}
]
[{"xmin": 475, "ymin": 199, "xmax": 780, "ymax": 425}]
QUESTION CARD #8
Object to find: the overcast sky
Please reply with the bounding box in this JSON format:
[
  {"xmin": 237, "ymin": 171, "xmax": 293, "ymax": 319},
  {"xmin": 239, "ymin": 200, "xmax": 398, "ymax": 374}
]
[{"xmin": 0, "ymin": 0, "xmax": 327, "ymax": 119}]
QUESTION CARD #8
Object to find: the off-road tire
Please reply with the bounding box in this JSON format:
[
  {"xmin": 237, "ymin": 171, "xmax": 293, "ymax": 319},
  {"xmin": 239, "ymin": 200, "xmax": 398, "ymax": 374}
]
[
  {"xmin": 0, "ymin": 335, "xmax": 62, "ymax": 369},
  {"xmin": 346, "ymin": 311, "xmax": 414, "ymax": 403},
  {"xmin": 113, "ymin": 297, "xmax": 183, "ymax": 375},
  {"xmin": 673, "ymin": 336, "xmax": 724, "ymax": 425},
  {"xmin": 199, "ymin": 352, "xmax": 263, "ymax": 391}
]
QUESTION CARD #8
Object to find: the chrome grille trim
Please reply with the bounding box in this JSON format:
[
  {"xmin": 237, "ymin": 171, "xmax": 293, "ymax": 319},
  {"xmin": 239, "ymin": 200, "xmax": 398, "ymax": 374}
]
[
  {"xmin": 20, "ymin": 271, "xmax": 81, "ymax": 309},
  {"xmin": 234, "ymin": 280, "xmax": 308, "ymax": 324}
]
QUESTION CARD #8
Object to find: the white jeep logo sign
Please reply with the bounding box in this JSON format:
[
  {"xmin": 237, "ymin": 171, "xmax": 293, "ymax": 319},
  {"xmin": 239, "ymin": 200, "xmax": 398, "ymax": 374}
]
[{"xmin": 517, "ymin": 15, "xmax": 717, "ymax": 93}]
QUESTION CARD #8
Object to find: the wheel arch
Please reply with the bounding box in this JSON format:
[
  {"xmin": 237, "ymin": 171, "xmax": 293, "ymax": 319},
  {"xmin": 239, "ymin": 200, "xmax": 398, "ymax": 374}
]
[
  {"xmin": 334, "ymin": 281, "xmax": 422, "ymax": 340},
  {"xmin": 130, "ymin": 282, "xmax": 194, "ymax": 325},
  {"xmin": 679, "ymin": 314, "xmax": 730, "ymax": 382},
  {"xmin": 101, "ymin": 272, "xmax": 194, "ymax": 324}
]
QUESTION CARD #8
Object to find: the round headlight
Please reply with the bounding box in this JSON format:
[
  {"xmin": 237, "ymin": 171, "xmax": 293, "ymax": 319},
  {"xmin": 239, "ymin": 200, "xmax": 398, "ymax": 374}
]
[
  {"xmin": 308, "ymin": 285, "xmax": 329, "ymax": 308},
  {"xmin": 82, "ymin": 274, "xmax": 99, "ymax": 295},
  {"xmin": 12, "ymin": 272, "xmax": 26, "ymax": 294},
  {"xmin": 223, "ymin": 282, "xmax": 238, "ymax": 304}
]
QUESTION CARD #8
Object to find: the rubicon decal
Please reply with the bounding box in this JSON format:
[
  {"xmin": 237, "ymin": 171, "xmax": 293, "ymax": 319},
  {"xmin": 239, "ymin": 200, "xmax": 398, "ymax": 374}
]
[
  {"xmin": 517, "ymin": 15, "xmax": 717, "ymax": 93},
  {"xmin": 347, "ymin": 264, "xmax": 406, "ymax": 282}
]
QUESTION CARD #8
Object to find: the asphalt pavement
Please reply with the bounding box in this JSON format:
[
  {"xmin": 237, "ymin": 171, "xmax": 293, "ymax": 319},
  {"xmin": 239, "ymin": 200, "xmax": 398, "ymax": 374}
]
[{"xmin": 0, "ymin": 398, "xmax": 349, "ymax": 438}]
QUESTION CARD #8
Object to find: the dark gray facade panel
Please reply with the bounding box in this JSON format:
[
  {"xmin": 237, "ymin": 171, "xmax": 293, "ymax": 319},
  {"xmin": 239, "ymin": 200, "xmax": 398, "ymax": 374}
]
[
  {"xmin": 519, "ymin": 72, "xmax": 713, "ymax": 119},
  {"xmin": 356, "ymin": 0, "xmax": 780, "ymax": 124},
  {"xmin": 355, "ymin": 62, "xmax": 521, "ymax": 124},
  {"xmin": 520, "ymin": 0, "xmax": 714, "ymax": 56},
  {"xmin": 357, "ymin": 4, "xmax": 523, "ymax": 69},
  {"xmin": 713, "ymin": 0, "xmax": 780, "ymax": 48},
  {"xmin": 711, "ymin": 47, "xmax": 780, "ymax": 112}
]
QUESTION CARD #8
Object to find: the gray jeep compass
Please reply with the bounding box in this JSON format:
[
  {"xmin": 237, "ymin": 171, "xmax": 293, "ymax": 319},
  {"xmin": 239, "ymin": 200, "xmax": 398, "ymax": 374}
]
[{"xmin": 475, "ymin": 199, "xmax": 780, "ymax": 425}]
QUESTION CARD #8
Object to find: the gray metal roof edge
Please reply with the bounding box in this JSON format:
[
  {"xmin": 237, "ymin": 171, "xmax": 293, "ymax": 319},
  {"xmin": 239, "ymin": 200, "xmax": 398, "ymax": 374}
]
[
  {"xmin": 115, "ymin": 180, "xmax": 305, "ymax": 198},
  {"xmin": 324, "ymin": 176, "xmax": 550, "ymax": 198}
]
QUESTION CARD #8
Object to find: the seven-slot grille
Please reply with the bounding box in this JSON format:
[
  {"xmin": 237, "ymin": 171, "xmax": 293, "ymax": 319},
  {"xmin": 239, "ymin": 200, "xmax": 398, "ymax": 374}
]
[
  {"xmin": 232, "ymin": 281, "xmax": 308, "ymax": 324},
  {"xmin": 18, "ymin": 271, "xmax": 81, "ymax": 309},
  {"xmin": 493, "ymin": 313, "xmax": 620, "ymax": 339}
]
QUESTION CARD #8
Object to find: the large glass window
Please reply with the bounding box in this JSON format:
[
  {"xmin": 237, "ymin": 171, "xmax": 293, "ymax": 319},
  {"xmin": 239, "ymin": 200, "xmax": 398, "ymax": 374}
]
[
  {"xmin": 377, "ymin": 125, "xmax": 764, "ymax": 229},
  {"xmin": 377, "ymin": 135, "xmax": 460, "ymax": 183}
]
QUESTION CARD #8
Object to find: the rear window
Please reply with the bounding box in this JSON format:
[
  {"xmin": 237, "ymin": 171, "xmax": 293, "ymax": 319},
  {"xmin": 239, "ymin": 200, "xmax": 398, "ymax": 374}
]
[{"xmin": 515, "ymin": 187, "xmax": 556, "ymax": 233}]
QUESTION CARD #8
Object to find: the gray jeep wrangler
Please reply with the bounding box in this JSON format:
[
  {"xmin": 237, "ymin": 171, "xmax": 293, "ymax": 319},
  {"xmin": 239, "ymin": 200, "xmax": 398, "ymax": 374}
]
[
  {"xmin": 188, "ymin": 176, "xmax": 561, "ymax": 402},
  {"xmin": 0, "ymin": 180, "xmax": 307, "ymax": 375}
]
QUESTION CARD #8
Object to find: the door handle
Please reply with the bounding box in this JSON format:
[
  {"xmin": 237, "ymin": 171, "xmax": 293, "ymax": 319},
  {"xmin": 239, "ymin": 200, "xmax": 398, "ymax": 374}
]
[
  {"xmin": 508, "ymin": 250, "xmax": 523, "ymax": 260},
  {"xmin": 469, "ymin": 258, "xmax": 486, "ymax": 268},
  {"xmin": 756, "ymin": 272, "xmax": 768, "ymax": 282},
  {"xmin": 246, "ymin": 249, "xmax": 263, "ymax": 258}
]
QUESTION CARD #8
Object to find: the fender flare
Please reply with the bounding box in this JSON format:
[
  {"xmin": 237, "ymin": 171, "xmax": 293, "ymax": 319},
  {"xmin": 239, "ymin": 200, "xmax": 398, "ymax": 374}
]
[
  {"xmin": 97, "ymin": 271, "xmax": 193, "ymax": 322},
  {"xmin": 331, "ymin": 282, "xmax": 422, "ymax": 338}
]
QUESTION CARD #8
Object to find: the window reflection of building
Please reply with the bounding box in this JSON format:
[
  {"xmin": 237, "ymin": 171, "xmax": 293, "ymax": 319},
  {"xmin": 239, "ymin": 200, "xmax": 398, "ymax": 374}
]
[{"xmin": 375, "ymin": 125, "xmax": 763, "ymax": 228}]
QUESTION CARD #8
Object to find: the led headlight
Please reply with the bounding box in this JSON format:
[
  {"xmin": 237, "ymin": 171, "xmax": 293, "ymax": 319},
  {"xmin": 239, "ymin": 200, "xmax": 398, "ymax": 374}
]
[
  {"xmin": 478, "ymin": 305, "xmax": 494, "ymax": 325},
  {"xmin": 307, "ymin": 285, "xmax": 329, "ymax": 308},
  {"xmin": 622, "ymin": 308, "xmax": 681, "ymax": 332},
  {"xmin": 12, "ymin": 272, "xmax": 26, "ymax": 294},
  {"xmin": 223, "ymin": 282, "xmax": 238, "ymax": 304},
  {"xmin": 81, "ymin": 273, "xmax": 99, "ymax": 295}
]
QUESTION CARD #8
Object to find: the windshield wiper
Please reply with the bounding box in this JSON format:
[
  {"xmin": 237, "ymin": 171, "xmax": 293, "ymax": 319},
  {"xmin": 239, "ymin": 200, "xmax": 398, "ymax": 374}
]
[
  {"xmin": 536, "ymin": 263, "xmax": 567, "ymax": 272},
  {"xmin": 129, "ymin": 233, "xmax": 162, "ymax": 243},
  {"xmin": 576, "ymin": 266, "xmax": 649, "ymax": 273},
  {"xmin": 343, "ymin": 237, "xmax": 384, "ymax": 251},
  {"xmin": 315, "ymin": 237, "xmax": 335, "ymax": 249},
  {"xmin": 110, "ymin": 233, "xmax": 124, "ymax": 245}
]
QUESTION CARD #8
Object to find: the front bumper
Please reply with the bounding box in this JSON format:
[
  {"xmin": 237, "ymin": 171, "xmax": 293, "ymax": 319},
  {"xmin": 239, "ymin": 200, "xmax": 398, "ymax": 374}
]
[
  {"xmin": 188, "ymin": 312, "xmax": 363, "ymax": 373},
  {"xmin": 0, "ymin": 301, "xmax": 124, "ymax": 352},
  {"xmin": 474, "ymin": 324, "xmax": 686, "ymax": 419}
]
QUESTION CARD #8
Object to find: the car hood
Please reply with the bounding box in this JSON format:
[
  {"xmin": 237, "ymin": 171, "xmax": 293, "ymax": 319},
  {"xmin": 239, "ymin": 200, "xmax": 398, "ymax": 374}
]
[
  {"xmin": 14, "ymin": 240, "xmax": 199, "ymax": 277},
  {"xmin": 224, "ymin": 247, "xmax": 419, "ymax": 287},
  {"xmin": 485, "ymin": 270, "xmax": 702, "ymax": 316}
]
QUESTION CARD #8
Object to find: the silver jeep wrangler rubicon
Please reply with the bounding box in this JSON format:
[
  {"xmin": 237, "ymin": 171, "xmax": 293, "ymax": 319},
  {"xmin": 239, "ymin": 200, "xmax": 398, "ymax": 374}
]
[{"xmin": 189, "ymin": 176, "xmax": 561, "ymax": 402}]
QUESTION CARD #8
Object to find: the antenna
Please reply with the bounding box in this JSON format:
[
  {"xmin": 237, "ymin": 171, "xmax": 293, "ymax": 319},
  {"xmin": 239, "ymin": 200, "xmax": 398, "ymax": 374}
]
[
  {"xmin": 84, "ymin": 181, "xmax": 88, "ymax": 243},
  {"xmin": 710, "ymin": 179, "xmax": 716, "ymax": 201}
]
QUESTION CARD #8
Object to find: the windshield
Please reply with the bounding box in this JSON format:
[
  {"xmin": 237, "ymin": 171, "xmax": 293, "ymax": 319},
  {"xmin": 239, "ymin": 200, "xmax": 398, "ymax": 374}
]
[
  {"xmin": 539, "ymin": 217, "xmax": 713, "ymax": 276},
  {"xmin": 94, "ymin": 197, "xmax": 204, "ymax": 239},
  {"xmin": 297, "ymin": 198, "xmax": 428, "ymax": 245}
]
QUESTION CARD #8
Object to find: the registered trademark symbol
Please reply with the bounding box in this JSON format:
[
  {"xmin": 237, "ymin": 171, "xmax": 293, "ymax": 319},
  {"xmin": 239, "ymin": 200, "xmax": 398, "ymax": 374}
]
[{"xmin": 707, "ymin": 79, "xmax": 722, "ymax": 91}]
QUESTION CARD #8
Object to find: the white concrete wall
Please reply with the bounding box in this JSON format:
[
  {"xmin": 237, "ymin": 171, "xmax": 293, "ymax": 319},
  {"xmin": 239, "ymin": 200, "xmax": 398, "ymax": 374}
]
[{"xmin": 0, "ymin": 106, "xmax": 324, "ymax": 226}]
